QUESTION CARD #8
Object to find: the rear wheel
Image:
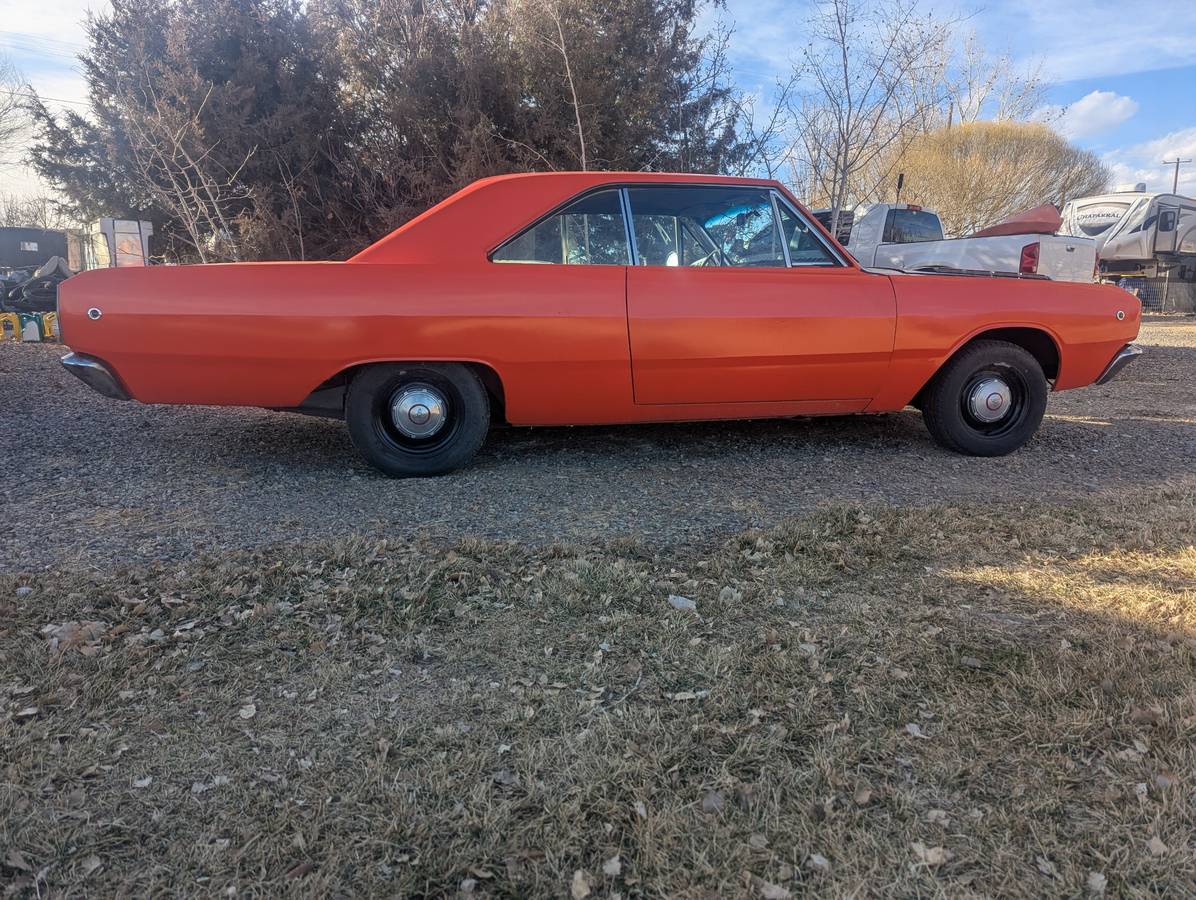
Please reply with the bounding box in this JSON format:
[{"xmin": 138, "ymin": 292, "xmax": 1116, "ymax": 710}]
[
  {"xmin": 345, "ymin": 363, "xmax": 489, "ymax": 476},
  {"xmin": 921, "ymin": 340, "xmax": 1047, "ymax": 456}
]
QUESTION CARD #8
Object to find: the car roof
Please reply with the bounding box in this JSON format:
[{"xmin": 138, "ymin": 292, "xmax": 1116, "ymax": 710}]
[{"xmin": 350, "ymin": 171, "xmax": 789, "ymax": 264}]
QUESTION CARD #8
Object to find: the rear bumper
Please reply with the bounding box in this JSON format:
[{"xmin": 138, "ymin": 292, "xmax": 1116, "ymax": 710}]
[
  {"xmin": 1095, "ymin": 343, "xmax": 1142, "ymax": 386},
  {"xmin": 61, "ymin": 352, "xmax": 131, "ymax": 401}
]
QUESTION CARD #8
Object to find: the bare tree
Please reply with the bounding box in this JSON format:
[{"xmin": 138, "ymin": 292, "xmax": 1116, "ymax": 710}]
[
  {"xmin": 945, "ymin": 31, "xmax": 1049, "ymax": 125},
  {"xmin": 537, "ymin": 0, "xmax": 587, "ymax": 170},
  {"xmin": 895, "ymin": 120, "xmax": 1108, "ymax": 235},
  {"xmin": 791, "ymin": 0, "xmax": 955, "ymax": 233},
  {"xmin": 116, "ymin": 79, "xmax": 255, "ymax": 262},
  {"xmin": 0, "ymin": 193, "xmax": 74, "ymax": 229},
  {"xmin": 0, "ymin": 54, "xmax": 29, "ymax": 170}
]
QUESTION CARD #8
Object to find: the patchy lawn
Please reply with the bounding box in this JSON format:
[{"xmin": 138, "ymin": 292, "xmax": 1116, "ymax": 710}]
[{"xmin": 3, "ymin": 482, "xmax": 1195, "ymax": 897}]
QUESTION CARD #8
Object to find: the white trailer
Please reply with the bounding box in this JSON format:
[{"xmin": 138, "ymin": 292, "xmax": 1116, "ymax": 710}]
[{"xmin": 1060, "ymin": 191, "xmax": 1196, "ymax": 282}]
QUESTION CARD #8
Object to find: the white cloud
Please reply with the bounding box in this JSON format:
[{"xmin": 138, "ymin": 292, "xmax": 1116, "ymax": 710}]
[
  {"xmin": 1040, "ymin": 90, "xmax": 1139, "ymax": 140},
  {"xmin": 1103, "ymin": 126, "xmax": 1196, "ymax": 195}
]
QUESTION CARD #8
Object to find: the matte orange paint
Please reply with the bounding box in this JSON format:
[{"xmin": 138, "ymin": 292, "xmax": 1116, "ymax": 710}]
[{"xmin": 57, "ymin": 172, "xmax": 1141, "ymax": 425}]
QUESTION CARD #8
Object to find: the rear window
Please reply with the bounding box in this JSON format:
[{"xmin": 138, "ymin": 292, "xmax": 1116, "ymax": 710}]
[{"xmin": 883, "ymin": 209, "xmax": 944, "ymax": 243}]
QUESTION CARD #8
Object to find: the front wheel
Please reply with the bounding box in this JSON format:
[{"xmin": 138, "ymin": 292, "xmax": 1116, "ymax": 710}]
[
  {"xmin": 921, "ymin": 340, "xmax": 1048, "ymax": 456},
  {"xmin": 345, "ymin": 363, "xmax": 490, "ymax": 476}
]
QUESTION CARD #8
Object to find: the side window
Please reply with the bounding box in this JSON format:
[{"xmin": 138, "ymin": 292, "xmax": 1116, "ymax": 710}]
[
  {"xmin": 493, "ymin": 189, "xmax": 629, "ymax": 265},
  {"xmin": 626, "ymin": 186, "xmax": 788, "ymax": 268},
  {"xmin": 775, "ymin": 199, "xmax": 838, "ymax": 267}
]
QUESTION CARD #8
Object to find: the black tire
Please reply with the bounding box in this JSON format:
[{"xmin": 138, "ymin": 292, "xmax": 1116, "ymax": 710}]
[
  {"xmin": 345, "ymin": 363, "xmax": 489, "ymax": 476},
  {"xmin": 921, "ymin": 340, "xmax": 1047, "ymax": 456}
]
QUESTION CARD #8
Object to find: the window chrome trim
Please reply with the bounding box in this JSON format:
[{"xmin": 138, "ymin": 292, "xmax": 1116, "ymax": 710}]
[
  {"xmin": 770, "ymin": 190, "xmax": 848, "ymax": 268},
  {"xmin": 769, "ymin": 192, "xmax": 793, "ymax": 268},
  {"xmin": 619, "ymin": 188, "xmax": 640, "ymax": 267}
]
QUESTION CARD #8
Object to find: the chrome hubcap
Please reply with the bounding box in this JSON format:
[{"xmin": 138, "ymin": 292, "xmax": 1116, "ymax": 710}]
[
  {"xmin": 389, "ymin": 383, "xmax": 448, "ymax": 439},
  {"xmin": 968, "ymin": 377, "xmax": 1012, "ymax": 423}
]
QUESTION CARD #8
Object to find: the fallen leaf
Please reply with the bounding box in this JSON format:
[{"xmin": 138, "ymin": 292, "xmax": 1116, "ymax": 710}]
[
  {"xmin": 238, "ymin": 703, "xmax": 256, "ymax": 720},
  {"xmin": 493, "ymin": 769, "xmax": 520, "ymax": 788},
  {"xmin": 912, "ymin": 842, "xmax": 953, "ymax": 867},
  {"xmin": 701, "ymin": 791, "xmax": 725, "ymax": 814},
  {"xmin": 4, "ymin": 849, "xmax": 31, "ymax": 871},
  {"xmin": 748, "ymin": 834, "xmax": 769, "ymax": 850},
  {"xmin": 667, "ymin": 594, "xmax": 697, "ymax": 612},
  {"xmin": 571, "ymin": 868, "xmax": 593, "ymax": 899},
  {"xmin": 926, "ymin": 809, "xmax": 950, "ymax": 826},
  {"xmin": 959, "ymin": 656, "xmax": 982, "ymax": 669},
  {"xmin": 853, "ymin": 784, "xmax": 873, "ymax": 805},
  {"xmin": 755, "ymin": 876, "xmax": 792, "ymax": 899},
  {"xmin": 633, "ymin": 800, "xmax": 648, "ymax": 819},
  {"xmin": 1036, "ymin": 855, "xmax": 1058, "ymax": 878},
  {"xmin": 905, "ymin": 723, "xmax": 929, "ymax": 739},
  {"xmin": 602, "ymin": 855, "xmax": 621, "ymax": 877},
  {"xmin": 80, "ymin": 854, "xmax": 102, "ymax": 876},
  {"xmin": 805, "ymin": 853, "xmax": 831, "ymax": 873},
  {"xmin": 285, "ymin": 861, "xmax": 314, "ymax": 879},
  {"xmin": 133, "ymin": 776, "xmax": 153, "ymax": 789},
  {"xmin": 1131, "ymin": 706, "xmax": 1164, "ymax": 726},
  {"xmin": 1147, "ymin": 835, "xmax": 1168, "ymax": 856},
  {"xmin": 1086, "ymin": 871, "xmax": 1107, "ymax": 895}
]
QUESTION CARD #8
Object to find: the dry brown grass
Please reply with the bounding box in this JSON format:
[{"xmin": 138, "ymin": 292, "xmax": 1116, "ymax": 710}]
[{"xmin": 3, "ymin": 482, "xmax": 1195, "ymax": 897}]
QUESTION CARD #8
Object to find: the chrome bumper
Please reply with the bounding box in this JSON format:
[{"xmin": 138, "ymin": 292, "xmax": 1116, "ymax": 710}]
[
  {"xmin": 1095, "ymin": 343, "xmax": 1142, "ymax": 386},
  {"xmin": 61, "ymin": 352, "xmax": 131, "ymax": 401}
]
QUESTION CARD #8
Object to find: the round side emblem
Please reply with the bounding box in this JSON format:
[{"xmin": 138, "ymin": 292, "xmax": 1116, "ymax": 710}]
[{"xmin": 87, "ymin": 307, "xmax": 103, "ymax": 321}]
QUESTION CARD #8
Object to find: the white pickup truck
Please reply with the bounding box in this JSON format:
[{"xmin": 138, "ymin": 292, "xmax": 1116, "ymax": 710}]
[{"xmin": 816, "ymin": 203, "xmax": 1098, "ymax": 282}]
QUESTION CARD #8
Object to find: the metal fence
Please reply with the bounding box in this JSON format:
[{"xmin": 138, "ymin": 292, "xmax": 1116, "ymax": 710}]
[{"xmin": 1113, "ymin": 277, "xmax": 1196, "ymax": 313}]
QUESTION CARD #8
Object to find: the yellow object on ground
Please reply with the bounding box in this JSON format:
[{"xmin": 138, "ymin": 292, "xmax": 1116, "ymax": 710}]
[
  {"xmin": 41, "ymin": 312, "xmax": 60, "ymax": 341},
  {"xmin": 0, "ymin": 312, "xmax": 20, "ymax": 340}
]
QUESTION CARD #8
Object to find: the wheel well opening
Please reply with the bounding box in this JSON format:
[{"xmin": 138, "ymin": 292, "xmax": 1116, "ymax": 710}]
[
  {"xmin": 296, "ymin": 361, "xmax": 507, "ymax": 423},
  {"xmin": 910, "ymin": 327, "xmax": 1060, "ymax": 409}
]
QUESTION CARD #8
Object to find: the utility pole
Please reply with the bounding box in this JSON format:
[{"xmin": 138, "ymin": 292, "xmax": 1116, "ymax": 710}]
[{"xmin": 1163, "ymin": 158, "xmax": 1192, "ymax": 194}]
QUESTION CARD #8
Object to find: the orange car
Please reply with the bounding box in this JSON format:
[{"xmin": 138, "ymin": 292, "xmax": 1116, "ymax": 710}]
[{"xmin": 58, "ymin": 172, "xmax": 1142, "ymax": 476}]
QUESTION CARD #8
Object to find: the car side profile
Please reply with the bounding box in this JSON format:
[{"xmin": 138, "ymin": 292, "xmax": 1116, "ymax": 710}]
[{"xmin": 57, "ymin": 172, "xmax": 1142, "ymax": 476}]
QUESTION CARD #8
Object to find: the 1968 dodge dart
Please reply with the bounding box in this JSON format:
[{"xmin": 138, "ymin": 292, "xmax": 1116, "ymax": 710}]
[{"xmin": 57, "ymin": 172, "xmax": 1142, "ymax": 476}]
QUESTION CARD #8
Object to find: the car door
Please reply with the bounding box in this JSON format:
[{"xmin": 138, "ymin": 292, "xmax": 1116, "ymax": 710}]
[{"xmin": 624, "ymin": 185, "xmax": 896, "ymax": 406}]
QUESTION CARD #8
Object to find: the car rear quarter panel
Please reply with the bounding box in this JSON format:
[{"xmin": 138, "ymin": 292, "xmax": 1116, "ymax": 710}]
[
  {"xmin": 57, "ymin": 261, "xmax": 635, "ymax": 420},
  {"xmin": 866, "ymin": 274, "xmax": 1141, "ymax": 412}
]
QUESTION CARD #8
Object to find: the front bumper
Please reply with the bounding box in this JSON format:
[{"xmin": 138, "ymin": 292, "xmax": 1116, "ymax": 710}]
[
  {"xmin": 1095, "ymin": 343, "xmax": 1142, "ymax": 386},
  {"xmin": 61, "ymin": 352, "xmax": 131, "ymax": 401}
]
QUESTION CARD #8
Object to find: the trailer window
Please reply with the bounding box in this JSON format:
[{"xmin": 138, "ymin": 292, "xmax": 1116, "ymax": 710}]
[{"xmin": 883, "ymin": 209, "xmax": 944, "ymax": 243}]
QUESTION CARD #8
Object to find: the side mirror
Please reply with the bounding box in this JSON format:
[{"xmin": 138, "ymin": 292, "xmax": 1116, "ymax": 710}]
[{"xmin": 1159, "ymin": 210, "xmax": 1178, "ymax": 232}]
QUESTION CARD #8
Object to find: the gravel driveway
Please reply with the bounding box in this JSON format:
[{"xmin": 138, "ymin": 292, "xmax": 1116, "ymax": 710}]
[{"xmin": 3, "ymin": 317, "xmax": 1193, "ymax": 572}]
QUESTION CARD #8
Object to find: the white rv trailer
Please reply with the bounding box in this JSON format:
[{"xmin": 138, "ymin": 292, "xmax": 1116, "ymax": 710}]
[{"xmin": 1060, "ymin": 191, "xmax": 1196, "ymax": 282}]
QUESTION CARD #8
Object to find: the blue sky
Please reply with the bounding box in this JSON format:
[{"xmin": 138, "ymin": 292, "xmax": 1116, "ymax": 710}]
[
  {"xmin": 2, "ymin": 0, "xmax": 1196, "ymax": 197},
  {"xmin": 713, "ymin": 0, "xmax": 1196, "ymax": 193}
]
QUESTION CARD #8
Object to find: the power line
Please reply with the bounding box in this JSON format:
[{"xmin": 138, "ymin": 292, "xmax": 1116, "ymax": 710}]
[
  {"xmin": 0, "ymin": 29, "xmax": 86, "ymax": 53},
  {"xmin": 0, "ymin": 87, "xmax": 90, "ymax": 108}
]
